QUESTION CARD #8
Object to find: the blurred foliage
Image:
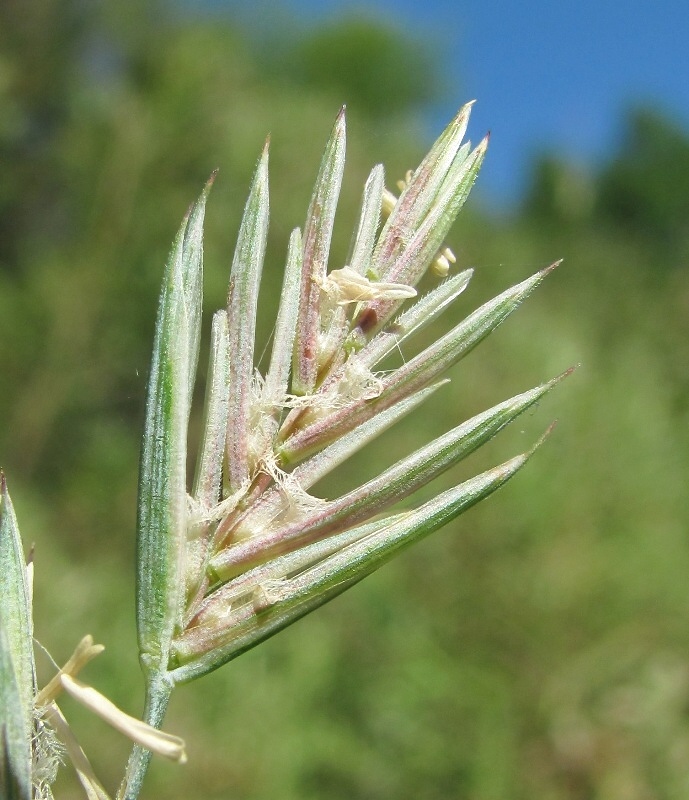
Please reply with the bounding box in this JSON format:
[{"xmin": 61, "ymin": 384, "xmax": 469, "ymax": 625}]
[
  {"xmin": 2, "ymin": 1, "xmax": 689, "ymax": 799},
  {"xmin": 597, "ymin": 108, "xmax": 689, "ymax": 248},
  {"xmin": 278, "ymin": 16, "xmax": 441, "ymax": 118},
  {"xmin": 523, "ymin": 106, "xmax": 689, "ymax": 268}
]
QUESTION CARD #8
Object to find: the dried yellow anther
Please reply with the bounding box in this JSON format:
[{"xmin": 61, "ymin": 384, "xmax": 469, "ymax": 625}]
[
  {"xmin": 34, "ymin": 634, "xmax": 186, "ymax": 775},
  {"xmin": 253, "ymin": 579, "xmax": 291, "ymax": 612},
  {"xmin": 431, "ymin": 246, "xmax": 458, "ymax": 277},
  {"xmin": 432, "ymin": 254, "xmax": 451, "ymax": 277},
  {"xmin": 35, "ymin": 635, "xmax": 105, "ymax": 707},
  {"xmin": 382, "ymin": 188, "xmax": 397, "ymax": 216},
  {"xmin": 60, "ymin": 674, "xmax": 187, "ymax": 764},
  {"xmin": 397, "ymin": 169, "xmax": 413, "ymax": 191},
  {"xmin": 320, "ymin": 266, "xmax": 417, "ymax": 305},
  {"xmin": 442, "ymin": 246, "xmax": 456, "ymax": 264}
]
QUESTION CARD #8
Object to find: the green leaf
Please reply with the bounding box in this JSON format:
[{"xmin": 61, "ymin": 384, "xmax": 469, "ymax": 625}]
[
  {"xmin": 170, "ymin": 439, "xmax": 543, "ymax": 683},
  {"xmin": 262, "ymin": 227, "xmax": 303, "ymax": 425},
  {"xmin": 136, "ymin": 177, "xmax": 213, "ymax": 680},
  {"xmin": 309, "ymin": 163, "xmax": 388, "ymax": 375},
  {"xmin": 192, "ymin": 310, "xmax": 230, "ymax": 510},
  {"xmin": 357, "ymin": 136, "xmax": 487, "ymax": 334},
  {"xmin": 281, "ymin": 264, "xmax": 557, "ymax": 462},
  {"xmin": 171, "ymin": 513, "xmax": 408, "ymax": 669},
  {"xmin": 0, "ymin": 476, "xmax": 32, "ymax": 800},
  {"xmin": 225, "ymin": 383, "xmax": 447, "ymax": 545},
  {"xmin": 0, "ymin": 625, "xmax": 31, "ymax": 800},
  {"xmin": 374, "ymin": 101, "xmax": 474, "ymax": 280},
  {"xmin": 187, "ymin": 310, "xmax": 231, "ymax": 611},
  {"xmin": 290, "ymin": 382, "xmax": 446, "ymax": 490},
  {"xmin": 226, "ymin": 142, "xmax": 270, "ymax": 492},
  {"xmin": 354, "ymin": 268, "xmax": 473, "ymax": 367},
  {"xmin": 348, "ymin": 163, "xmax": 384, "ymax": 276},
  {"xmin": 213, "ymin": 371, "xmax": 566, "ymax": 580},
  {"xmin": 292, "ymin": 108, "xmax": 347, "ymax": 395}
]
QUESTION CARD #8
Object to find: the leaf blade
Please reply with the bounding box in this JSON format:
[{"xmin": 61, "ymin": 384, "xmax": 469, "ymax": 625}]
[
  {"xmin": 263, "ymin": 227, "xmax": 303, "ymax": 416},
  {"xmin": 171, "ymin": 439, "xmax": 542, "ymax": 683},
  {"xmin": 292, "ymin": 108, "xmax": 347, "ymax": 395},
  {"xmin": 0, "ymin": 475, "xmax": 34, "ymax": 800},
  {"xmin": 282, "ymin": 264, "xmax": 557, "ymax": 462},
  {"xmin": 214, "ymin": 371, "xmax": 566, "ymax": 579},
  {"xmin": 226, "ymin": 142, "xmax": 270, "ymax": 492},
  {"xmin": 136, "ymin": 178, "xmax": 212, "ymax": 680}
]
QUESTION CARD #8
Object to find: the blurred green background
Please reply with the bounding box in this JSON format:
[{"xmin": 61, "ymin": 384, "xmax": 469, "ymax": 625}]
[{"xmin": 2, "ymin": 1, "xmax": 689, "ymax": 798}]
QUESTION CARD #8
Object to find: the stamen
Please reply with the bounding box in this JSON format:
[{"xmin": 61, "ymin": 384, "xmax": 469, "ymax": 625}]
[
  {"xmin": 34, "ymin": 635, "xmax": 105, "ymax": 708},
  {"xmin": 59, "ymin": 674, "xmax": 187, "ymax": 764},
  {"xmin": 319, "ymin": 266, "xmax": 417, "ymax": 305}
]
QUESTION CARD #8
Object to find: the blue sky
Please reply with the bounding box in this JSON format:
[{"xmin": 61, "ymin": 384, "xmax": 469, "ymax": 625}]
[{"xmin": 202, "ymin": 0, "xmax": 689, "ymax": 208}]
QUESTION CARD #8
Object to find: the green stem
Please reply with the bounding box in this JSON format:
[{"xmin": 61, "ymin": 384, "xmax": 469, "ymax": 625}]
[{"xmin": 117, "ymin": 676, "xmax": 173, "ymax": 800}]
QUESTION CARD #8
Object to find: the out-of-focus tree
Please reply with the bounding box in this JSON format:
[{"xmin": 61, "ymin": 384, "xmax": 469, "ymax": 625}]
[
  {"xmin": 596, "ymin": 107, "xmax": 689, "ymax": 248},
  {"xmin": 0, "ymin": 0, "xmax": 426, "ymax": 559},
  {"xmin": 522, "ymin": 106, "xmax": 689, "ymax": 264},
  {"xmin": 0, "ymin": 0, "xmax": 92, "ymax": 266},
  {"xmin": 277, "ymin": 16, "xmax": 441, "ymax": 119},
  {"xmin": 521, "ymin": 156, "xmax": 596, "ymax": 226}
]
